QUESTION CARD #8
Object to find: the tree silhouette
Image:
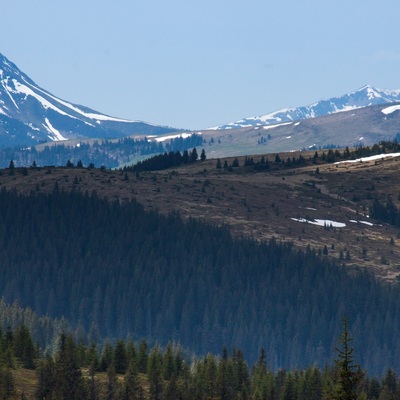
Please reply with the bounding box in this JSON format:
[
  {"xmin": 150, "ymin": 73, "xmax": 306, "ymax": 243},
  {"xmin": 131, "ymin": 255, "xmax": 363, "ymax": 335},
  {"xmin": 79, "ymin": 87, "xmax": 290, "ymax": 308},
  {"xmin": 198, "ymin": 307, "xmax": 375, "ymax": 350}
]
[{"xmin": 332, "ymin": 318, "xmax": 364, "ymax": 400}]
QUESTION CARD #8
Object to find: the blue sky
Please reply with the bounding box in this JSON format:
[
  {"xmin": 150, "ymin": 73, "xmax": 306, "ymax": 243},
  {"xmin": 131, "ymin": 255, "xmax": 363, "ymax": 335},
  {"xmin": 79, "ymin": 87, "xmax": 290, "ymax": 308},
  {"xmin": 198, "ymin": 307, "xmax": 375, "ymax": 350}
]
[{"xmin": 1, "ymin": 0, "xmax": 400, "ymax": 130}]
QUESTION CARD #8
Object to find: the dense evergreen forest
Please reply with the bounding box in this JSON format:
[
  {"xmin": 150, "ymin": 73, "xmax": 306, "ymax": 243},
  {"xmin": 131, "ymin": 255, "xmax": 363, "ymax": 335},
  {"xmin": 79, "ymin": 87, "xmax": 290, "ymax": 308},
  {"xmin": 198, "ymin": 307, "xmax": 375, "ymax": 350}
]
[
  {"xmin": 126, "ymin": 148, "xmax": 206, "ymax": 172},
  {"xmin": 0, "ymin": 323, "xmax": 398, "ymax": 400},
  {"xmin": 0, "ymin": 134, "xmax": 203, "ymax": 169},
  {"xmin": 0, "ymin": 188, "xmax": 399, "ymax": 377}
]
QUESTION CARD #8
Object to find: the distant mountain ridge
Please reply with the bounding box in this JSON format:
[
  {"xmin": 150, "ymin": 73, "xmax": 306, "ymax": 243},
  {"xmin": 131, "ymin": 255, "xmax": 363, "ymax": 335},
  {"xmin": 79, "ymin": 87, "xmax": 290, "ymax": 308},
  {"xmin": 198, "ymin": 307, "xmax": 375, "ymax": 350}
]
[
  {"xmin": 211, "ymin": 85, "xmax": 400, "ymax": 130},
  {"xmin": 0, "ymin": 53, "xmax": 177, "ymax": 147}
]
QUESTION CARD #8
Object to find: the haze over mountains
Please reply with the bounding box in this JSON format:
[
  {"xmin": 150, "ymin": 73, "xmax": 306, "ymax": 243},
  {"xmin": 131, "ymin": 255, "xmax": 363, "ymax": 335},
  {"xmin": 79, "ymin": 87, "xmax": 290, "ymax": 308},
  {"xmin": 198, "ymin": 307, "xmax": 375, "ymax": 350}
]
[{"xmin": 1, "ymin": 51, "xmax": 400, "ymax": 162}]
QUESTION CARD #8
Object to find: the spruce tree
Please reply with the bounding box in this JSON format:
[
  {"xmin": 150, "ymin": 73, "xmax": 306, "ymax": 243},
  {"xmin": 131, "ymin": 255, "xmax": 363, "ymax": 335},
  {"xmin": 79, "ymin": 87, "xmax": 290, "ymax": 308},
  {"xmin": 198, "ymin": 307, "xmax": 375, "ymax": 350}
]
[
  {"xmin": 332, "ymin": 318, "xmax": 364, "ymax": 400},
  {"xmin": 106, "ymin": 363, "xmax": 119, "ymax": 400},
  {"xmin": 0, "ymin": 366, "xmax": 16, "ymax": 400},
  {"xmin": 147, "ymin": 347, "xmax": 163, "ymax": 400},
  {"xmin": 137, "ymin": 340, "xmax": 148, "ymax": 374},
  {"xmin": 114, "ymin": 339, "xmax": 128, "ymax": 374},
  {"xmin": 121, "ymin": 360, "xmax": 140, "ymax": 400},
  {"xmin": 88, "ymin": 362, "xmax": 100, "ymax": 400},
  {"xmin": 53, "ymin": 333, "xmax": 87, "ymax": 400},
  {"xmin": 13, "ymin": 325, "xmax": 36, "ymax": 369},
  {"xmin": 35, "ymin": 355, "xmax": 55, "ymax": 400}
]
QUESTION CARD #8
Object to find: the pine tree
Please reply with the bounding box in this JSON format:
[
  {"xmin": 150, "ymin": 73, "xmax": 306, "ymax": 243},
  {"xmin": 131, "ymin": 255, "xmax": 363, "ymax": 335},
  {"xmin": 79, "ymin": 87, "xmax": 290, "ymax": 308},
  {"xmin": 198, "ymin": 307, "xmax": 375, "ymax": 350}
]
[
  {"xmin": 190, "ymin": 148, "xmax": 198, "ymax": 162},
  {"xmin": 232, "ymin": 158, "xmax": 240, "ymax": 167},
  {"xmin": 87, "ymin": 362, "xmax": 100, "ymax": 400},
  {"xmin": 8, "ymin": 160, "xmax": 14, "ymax": 176},
  {"xmin": 35, "ymin": 355, "xmax": 55, "ymax": 400},
  {"xmin": 162, "ymin": 343, "xmax": 175, "ymax": 381},
  {"xmin": 331, "ymin": 318, "xmax": 364, "ymax": 400},
  {"xmin": 13, "ymin": 325, "xmax": 36, "ymax": 369},
  {"xmin": 0, "ymin": 366, "xmax": 16, "ymax": 400},
  {"xmin": 106, "ymin": 363, "xmax": 119, "ymax": 400},
  {"xmin": 86, "ymin": 343, "xmax": 99, "ymax": 371},
  {"xmin": 164, "ymin": 374, "xmax": 179, "ymax": 400},
  {"xmin": 137, "ymin": 340, "xmax": 148, "ymax": 374},
  {"xmin": 114, "ymin": 339, "xmax": 128, "ymax": 374},
  {"xmin": 53, "ymin": 333, "xmax": 87, "ymax": 400},
  {"xmin": 100, "ymin": 341, "xmax": 114, "ymax": 372},
  {"xmin": 147, "ymin": 347, "xmax": 163, "ymax": 400},
  {"xmin": 121, "ymin": 360, "xmax": 140, "ymax": 400}
]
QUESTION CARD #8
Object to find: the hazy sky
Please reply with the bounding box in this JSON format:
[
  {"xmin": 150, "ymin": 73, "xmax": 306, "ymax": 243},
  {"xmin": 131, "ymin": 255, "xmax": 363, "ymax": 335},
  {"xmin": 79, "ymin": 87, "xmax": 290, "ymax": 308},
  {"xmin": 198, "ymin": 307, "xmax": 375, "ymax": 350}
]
[{"xmin": 1, "ymin": 0, "xmax": 400, "ymax": 130}]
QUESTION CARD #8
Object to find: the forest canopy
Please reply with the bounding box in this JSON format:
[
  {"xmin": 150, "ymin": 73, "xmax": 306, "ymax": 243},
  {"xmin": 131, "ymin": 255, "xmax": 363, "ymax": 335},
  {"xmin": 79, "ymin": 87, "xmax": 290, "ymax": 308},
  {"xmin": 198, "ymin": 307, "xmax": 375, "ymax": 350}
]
[{"xmin": 0, "ymin": 188, "xmax": 399, "ymax": 376}]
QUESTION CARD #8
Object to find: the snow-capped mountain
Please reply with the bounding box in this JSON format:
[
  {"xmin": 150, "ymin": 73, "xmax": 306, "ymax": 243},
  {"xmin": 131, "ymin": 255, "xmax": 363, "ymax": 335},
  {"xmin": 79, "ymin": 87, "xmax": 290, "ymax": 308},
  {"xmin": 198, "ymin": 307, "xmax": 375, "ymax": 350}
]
[
  {"xmin": 211, "ymin": 85, "xmax": 400, "ymax": 130},
  {"xmin": 0, "ymin": 53, "xmax": 177, "ymax": 147}
]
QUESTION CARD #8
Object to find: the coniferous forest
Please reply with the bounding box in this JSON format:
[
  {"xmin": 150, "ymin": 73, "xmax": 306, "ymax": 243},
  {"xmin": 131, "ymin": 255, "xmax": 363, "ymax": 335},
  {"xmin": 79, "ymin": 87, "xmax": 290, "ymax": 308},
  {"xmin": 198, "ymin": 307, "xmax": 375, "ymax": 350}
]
[
  {"xmin": 0, "ymin": 321, "xmax": 397, "ymax": 400},
  {"xmin": 0, "ymin": 187, "xmax": 399, "ymax": 381}
]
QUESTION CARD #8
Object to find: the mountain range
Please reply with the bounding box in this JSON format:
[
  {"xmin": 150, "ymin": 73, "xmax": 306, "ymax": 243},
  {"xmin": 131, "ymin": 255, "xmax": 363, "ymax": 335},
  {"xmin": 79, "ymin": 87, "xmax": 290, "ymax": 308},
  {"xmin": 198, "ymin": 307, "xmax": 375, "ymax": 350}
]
[
  {"xmin": 0, "ymin": 53, "xmax": 177, "ymax": 147},
  {"xmin": 1, "ymin": 51, "xmax": 400, "ymax": 161},
  {"xmin": 197, "ymin": 101, "xmax": 400, "ymax": 159},
  {"xmin": 210, "ymin": 85, "xmax": 400, "ymax": 130}
]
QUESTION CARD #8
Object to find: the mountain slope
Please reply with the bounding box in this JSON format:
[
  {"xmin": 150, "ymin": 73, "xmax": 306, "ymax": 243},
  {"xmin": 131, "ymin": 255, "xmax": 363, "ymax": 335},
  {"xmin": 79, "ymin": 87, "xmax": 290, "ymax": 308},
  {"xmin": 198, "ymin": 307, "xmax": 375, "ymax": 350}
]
[
  {"xmin": 212, "ymin": 85, "xmax": 400, "ymax": 130},
  {"xmin": 0, "ymin": 53, "xmax": 178, "ymax": 146},
  {"xmin": 196, "ymin": 101, "xmax": 400, "ymax": 159}
]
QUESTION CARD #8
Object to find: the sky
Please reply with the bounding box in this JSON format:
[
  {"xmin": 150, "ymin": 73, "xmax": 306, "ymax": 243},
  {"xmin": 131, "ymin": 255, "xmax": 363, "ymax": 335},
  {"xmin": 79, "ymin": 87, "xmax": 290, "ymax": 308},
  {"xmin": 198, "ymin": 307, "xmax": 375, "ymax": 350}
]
[{"xmin": 1, "ymin": 0, "xmax": 400, "ymax": 130}]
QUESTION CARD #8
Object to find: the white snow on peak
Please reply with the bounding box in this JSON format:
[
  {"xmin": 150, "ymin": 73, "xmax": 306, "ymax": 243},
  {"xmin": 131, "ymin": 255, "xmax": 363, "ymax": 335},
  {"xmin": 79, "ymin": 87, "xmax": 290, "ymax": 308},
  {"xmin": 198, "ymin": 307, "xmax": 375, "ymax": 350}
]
[
  {"xmin": 333, "ymin": 105, "xmax": 359, "ymax": 113},
  {"xmin": 381, "ymin": 104, "xmax": 400, "ymax": 115},
  {"xmin": 366, "ymin": 86, "xmax": 382, "ymax": 100},
  {"xmin": 3, "ymin": 77, "xmax": 20, "ymax": 110},
  {"xmin": 19, "ymin": 76, "xmax": 133, "ymax": 123},
  {"xmin": 43, "ymin": 118, "xmax": 67, "ymax": 141},
  {"xmin": 212, "ymin": 84, "xmax": 400, "ymax": 130},
  {"xmin": 12, "ymin": 79, "xmax": 75, "ymax": 118}
]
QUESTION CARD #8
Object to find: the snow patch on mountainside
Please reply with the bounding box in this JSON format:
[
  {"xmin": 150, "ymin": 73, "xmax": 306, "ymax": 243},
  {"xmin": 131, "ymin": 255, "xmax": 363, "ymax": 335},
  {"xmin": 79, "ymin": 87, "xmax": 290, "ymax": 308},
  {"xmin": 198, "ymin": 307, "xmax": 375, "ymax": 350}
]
[
  {"xmin": 291, "ymin": 218, "xmax": 346, "ymax": 228},
  {"xmin": 262, "ymin": 122, "xmax": 293, "ymax": 130},
  {"xmin": 153, "ymin": 132, "xmax": 199, "ymax": 142},
  {"xmin": 382, "ymin": 105, "xmax": 400, "ymax": 115},
  {"xmin": 31, "ymin": 81, "xmax": 133, "ymax": 123},
  {"xmin": 44, "ymin": 118, "xmax": 67, "ymax": 141},
  {"xmin": 334, "ymin": 152, "xmax": 400, "ymax": 164},
  {"xmin": 12, "ymin": 79, "xmax": 75, "ymax": 118}
]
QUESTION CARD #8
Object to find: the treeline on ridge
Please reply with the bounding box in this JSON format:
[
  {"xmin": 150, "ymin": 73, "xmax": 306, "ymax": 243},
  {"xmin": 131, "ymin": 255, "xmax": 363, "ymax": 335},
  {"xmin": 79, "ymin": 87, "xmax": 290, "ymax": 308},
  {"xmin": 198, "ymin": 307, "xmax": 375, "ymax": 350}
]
[
  {"xmin": 217, "ymin": 140, "xmax": 400, "ymax": 172},
  {"xmin": 126, "ymin": 147, "xmax": 206, "ymax": 172}
]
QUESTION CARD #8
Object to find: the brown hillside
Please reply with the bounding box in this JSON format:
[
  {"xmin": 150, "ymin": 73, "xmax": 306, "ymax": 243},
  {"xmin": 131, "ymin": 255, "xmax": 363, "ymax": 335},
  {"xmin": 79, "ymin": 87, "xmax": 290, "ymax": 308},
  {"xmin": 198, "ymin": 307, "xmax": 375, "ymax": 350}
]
[{"xmin": 2, "ymin": 151, "xmax": 400, "ymax": 282}]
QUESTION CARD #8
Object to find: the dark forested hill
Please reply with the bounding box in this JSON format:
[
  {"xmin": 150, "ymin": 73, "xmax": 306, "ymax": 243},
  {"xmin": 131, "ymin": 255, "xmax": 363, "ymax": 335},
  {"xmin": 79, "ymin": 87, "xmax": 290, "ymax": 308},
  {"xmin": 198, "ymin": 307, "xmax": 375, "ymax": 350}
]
[{"xmin": 0, "ymin": 188, "xmax": 399, "ymax": 375}]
